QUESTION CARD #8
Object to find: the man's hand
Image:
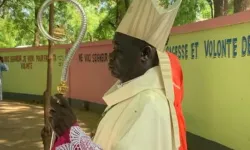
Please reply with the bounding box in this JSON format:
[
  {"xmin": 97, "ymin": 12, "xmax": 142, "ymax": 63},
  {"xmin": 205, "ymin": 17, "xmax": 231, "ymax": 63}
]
[{"xmin": 49, "ymin": 94, "xmax": 77, "ymax": 136}]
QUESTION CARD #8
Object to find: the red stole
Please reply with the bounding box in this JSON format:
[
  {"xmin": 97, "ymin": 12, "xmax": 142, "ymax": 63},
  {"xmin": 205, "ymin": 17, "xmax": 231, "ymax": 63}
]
[{"xmin": 167, "ymin": 52, "xmax": 187, "ymax": 150}]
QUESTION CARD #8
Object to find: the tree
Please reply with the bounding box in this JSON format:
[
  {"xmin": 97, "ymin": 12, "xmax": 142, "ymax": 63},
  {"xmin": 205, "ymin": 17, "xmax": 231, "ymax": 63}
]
[
  {"xmin": 206, "ymin": 0, "xmax": 214, "ymax": 18},
  {"xmin": 0, "ymin": 18, "xmax": 18, "ymax": 47},
  {"xmin": 0, "ymin": 0, "xmax": 7, "ymax": 8},
  {"xmin": 92, "ymin": 0, "xmax": 130, "ymax": 40},
  {"xmin": 174, "ymin": 0, "xmax": 201, "ymax": 25},
  {"xmin": 0, "ymin": 0, "xmax": 229, "ymax": 47},
  {"xmin": 33, "ymin": 0, "xmax": 43, "ymax": 46},
  {"xmin": 234, "ymin": 0, "xmax": 250, "ymax": 13},
  {"xmin": 41, "ymin": 2, "xmax": 54, "ymax": 150},
  {"xmin": 0, "ymin": 0, "xmax": 106, "ymax": 47},
  {"xmin": 213, "ymin": 0, "xmax": 228, "ymax": 17}
]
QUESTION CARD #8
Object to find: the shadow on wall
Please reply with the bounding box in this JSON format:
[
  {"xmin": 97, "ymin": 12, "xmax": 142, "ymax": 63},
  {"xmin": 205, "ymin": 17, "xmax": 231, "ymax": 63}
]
[{"xmin": 187, "ymin": 133, "xmax": 233, "ymax": 150}]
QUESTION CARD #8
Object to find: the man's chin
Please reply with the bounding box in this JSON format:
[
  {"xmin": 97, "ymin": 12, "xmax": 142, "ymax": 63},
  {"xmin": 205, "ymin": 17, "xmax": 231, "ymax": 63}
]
[{"xmin": 110, "ymin": 69, "xmax": 121, "ymax": 79}]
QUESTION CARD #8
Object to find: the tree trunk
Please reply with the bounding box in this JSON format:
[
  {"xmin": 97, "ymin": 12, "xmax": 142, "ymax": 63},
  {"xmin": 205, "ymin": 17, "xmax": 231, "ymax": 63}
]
[
  {"xmin": 0, "ymin": 0, "xmax": 7, "ymax": 8},
  {"xmin": 124, "ymin": 0, "xmax": 130, "ymax": 10},
  {"xmin": 207, "ymin": 0, "xmax": 214, "ymax": 18},
  {"xmin": 87, "ymin": 32, "xmax": 93, "ymax": 42},
  {"xmin": 33, "ymin": 26, "xmax": 40, "ymax": 46},
  {"xmin": 42, "ymin": 3, "xmax": 54, "ymax": 150},
  {"xmin": 234, "ymin": 0, "xmax": 250, "ymax": 13},
  {"xmin": 0, "ymin": 0, "xmax": 7, "ymax": 18},
  {"xmin": 214, "ymin": 0, "xmax": 228, "ymax": 17},
  {"xmin": 115, "ymin": 0, "xmax": 120, "ymax": 27},
  {"xmin": 115, "ymin": 0, "xmax": 130, "ymax": 27},
  {"xmin": 33, "ymin": 0, "xmax": 41, "ymax": 46}
]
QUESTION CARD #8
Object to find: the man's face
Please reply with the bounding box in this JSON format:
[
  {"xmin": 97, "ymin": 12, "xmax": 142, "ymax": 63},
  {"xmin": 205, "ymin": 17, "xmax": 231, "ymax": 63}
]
[{"xmin": 108, "ymin": 33, "xmax": 142, "ymax": 82}]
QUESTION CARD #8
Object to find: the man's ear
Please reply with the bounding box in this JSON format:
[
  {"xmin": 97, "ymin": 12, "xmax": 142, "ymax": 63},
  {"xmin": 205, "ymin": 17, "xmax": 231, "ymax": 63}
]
[{"xmin": 141, "ymin": 46, "xmax": 153, "ymax": 62}]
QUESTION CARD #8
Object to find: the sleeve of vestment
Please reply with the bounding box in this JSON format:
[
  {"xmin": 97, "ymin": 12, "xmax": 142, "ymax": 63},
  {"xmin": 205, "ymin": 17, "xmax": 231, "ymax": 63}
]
[{"xmin": 51, "ymin": 124, "xmax": 103, "ymax": 150}]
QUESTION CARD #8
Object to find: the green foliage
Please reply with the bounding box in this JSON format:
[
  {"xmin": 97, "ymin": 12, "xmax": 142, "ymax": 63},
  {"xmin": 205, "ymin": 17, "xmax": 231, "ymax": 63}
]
[
  {"xmin": 158, "ymin": 0, "xmax": 212, "ymax": 26},
  {"xmin": 0, "ymin": 18, "xmax": 18, "ymax": 47},
  {"xmin": 65, "ymin": 1, "xmax": 109, "ymax": 42},
  {"xmin": 0, "ymin": 0, "xmax": 215, "ymax": 48},
  {"xmin": 197, "ymin": 0, "xmax": 213, "ymax": 20}
]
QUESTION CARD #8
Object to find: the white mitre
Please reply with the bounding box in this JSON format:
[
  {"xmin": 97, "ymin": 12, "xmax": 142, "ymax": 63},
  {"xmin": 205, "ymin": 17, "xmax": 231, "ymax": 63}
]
[{"xmin": 116, "ymin": 0, "xmax": 182, "ymax": 148}]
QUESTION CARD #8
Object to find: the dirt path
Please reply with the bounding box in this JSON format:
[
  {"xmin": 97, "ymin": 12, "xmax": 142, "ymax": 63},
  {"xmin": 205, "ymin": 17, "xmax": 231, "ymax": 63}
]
[
  {"xmin": 0, "ymin": 100, "xmax": 233, "ymax": 150},
  {"xmin": 0, "ymin": 100, "xmax": 101, "ymax": 150}
]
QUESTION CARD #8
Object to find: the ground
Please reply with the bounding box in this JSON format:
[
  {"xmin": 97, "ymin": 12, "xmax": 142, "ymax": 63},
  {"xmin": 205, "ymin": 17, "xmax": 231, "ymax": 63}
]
[
  {"xmin": 0, "ymin": 100, "xmax": 232, "ymax": 150},
  {"xmin": 0, "ymin": 100, "xmax": 101, "ymax": 150}
]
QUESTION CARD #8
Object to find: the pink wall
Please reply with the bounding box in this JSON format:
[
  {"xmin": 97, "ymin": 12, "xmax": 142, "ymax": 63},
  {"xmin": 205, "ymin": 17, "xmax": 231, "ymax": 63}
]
[{"xmin": 68, "ymin": 40, "xmax": 116, "ymax": 104}]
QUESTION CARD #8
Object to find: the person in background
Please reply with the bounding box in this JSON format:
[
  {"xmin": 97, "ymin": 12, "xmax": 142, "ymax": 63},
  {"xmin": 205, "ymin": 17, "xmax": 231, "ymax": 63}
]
[{"xmin": 0, "ymin": 56, "xmax": 9, "ymax": 101}]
